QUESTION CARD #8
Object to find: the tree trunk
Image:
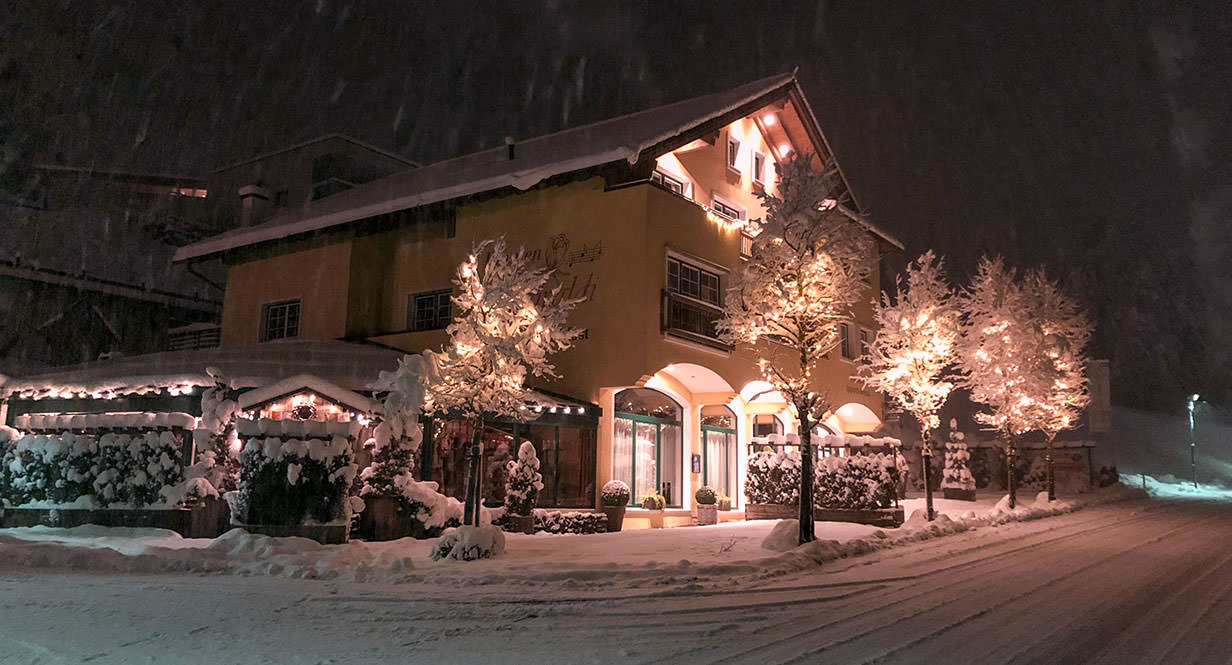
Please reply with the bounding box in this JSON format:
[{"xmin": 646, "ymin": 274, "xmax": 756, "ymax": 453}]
[
  {"xmin": 1006, "ymin": 437, "xmax": 1018, "ymax": 510},
  {"xmin": 1045, "ymin": 436, "xmax": 1056, "ymax": 502},
  {"xmin": 463, "ymin": 418, "xmax": 484, "ymax": 526},
  {"xmin": 920, "ymin": 429, "xmax": 935, "ymax": 521},
  {"xmin": 797, "ymin": 406, "xmax": 816, "ymax": 545}
]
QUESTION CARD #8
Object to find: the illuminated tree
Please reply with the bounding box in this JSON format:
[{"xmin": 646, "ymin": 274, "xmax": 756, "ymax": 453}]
[
  {"xmin": 719, "ymin": 158, "xmax": 870, "ymax": 545},
  {"xmin": 423, "ymin": 238, "xmax": 582, "ymax": 526},
  {"xmin": 857, "ymin": 251, "xmax": 959, "ymax": 519},
  {"xmin": 1018, "ymin": 269, "xmax": 1092, "ymax": 501}
]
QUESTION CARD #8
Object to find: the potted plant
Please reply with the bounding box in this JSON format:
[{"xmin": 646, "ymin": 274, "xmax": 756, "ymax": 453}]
[
  {"xmin": 716, "ymin": 493, "xmax": 732, "ymax": 511},
  {"xmin": 695, "ymin": 486, "xmax": 718, "ymax": 525},
  {"xmin": 504, "ymin": 441, "xmax": 543, "ymax": 534},
  {"xmin": 641, "ymin": 492, "xmax": 666, "ymax": 529},
  {"xmin": 600, "ymin": 480, "xmax": 630, "ymax": 532}
]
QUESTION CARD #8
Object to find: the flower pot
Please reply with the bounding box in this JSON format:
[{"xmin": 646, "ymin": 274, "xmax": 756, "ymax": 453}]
[
  {"xmin": 509, "ymin": 513, "xmax": 536, "ymax": 534},
  {"xmin": 601, "ymin": 505, "xmax": 626, "ymax": 532},
  {"xmin": 943, "ymin": 487, "xmax": 977, "ymax": 502},
  {"xmin": 696, "ymin": 504, "xmax": 718, "ymax": 525},
  {"xmin": 646, "ymin": 509, "xmax": 665, "ymax": 529}
]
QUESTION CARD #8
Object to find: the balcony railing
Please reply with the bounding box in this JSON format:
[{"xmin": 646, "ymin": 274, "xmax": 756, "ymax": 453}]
[
  {"xmin": 661, "ymin": 290, "xmax": 732, "ymax": 352},
  {"xmin": 167, "ymin": 324, "xmax": 221, "ymax": 351}
]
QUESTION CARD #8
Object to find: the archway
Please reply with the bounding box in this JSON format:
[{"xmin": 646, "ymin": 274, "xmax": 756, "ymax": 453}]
[{"xmin": 612, "ymin": 387, "xmax": 684, "ymax": 507}]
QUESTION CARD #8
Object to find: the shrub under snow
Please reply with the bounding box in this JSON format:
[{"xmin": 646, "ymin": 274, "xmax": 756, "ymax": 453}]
[
  {"xmin": 942, "ymin": 441, "xmax": 977, "ymax": 491},
  {"xmin": 746, "ymin": 450, "xmax": 898, "ymax": 510},
  {"xmin": 430, "ymin": 524, "xmax": 506, "ymax": 561},
  {"xmin": 504, "ymin": 441, "xmax": 543, "ymax": 516}
]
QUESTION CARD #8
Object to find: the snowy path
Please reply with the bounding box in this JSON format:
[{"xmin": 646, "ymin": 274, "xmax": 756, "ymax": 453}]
[{"xmin": 2, "ymin": 497, "xmax": 1230, "ymax": 664}]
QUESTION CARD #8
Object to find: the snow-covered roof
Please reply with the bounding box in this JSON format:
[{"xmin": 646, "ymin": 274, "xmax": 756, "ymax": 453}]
[
  {"xmin": 175, "ymin": 73, "xmax": 899, "ymax": 261},
  {"xmin": 236, "ymin": 374, "xmax": 379, "ymax": 415},
  {"xmin": 0, "ymin": 340, "xmax": 405, "ymax": 400}
]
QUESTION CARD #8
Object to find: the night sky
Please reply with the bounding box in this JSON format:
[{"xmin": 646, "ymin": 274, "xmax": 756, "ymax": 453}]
[{"xmin": 2, "ymin": 1, "xmax": 1229, "ymax": 411}]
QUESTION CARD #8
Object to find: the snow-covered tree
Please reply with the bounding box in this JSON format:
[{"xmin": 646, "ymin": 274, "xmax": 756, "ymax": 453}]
[
  {"xmin": 364, "ymin": 353, "xmax": 432, "ymax": 501},
  {"xmin": 718, "ymin": 158, "xmax": 870, "ymax": 545},
  {"xmin": 1018, "ymin": 269, "xmax": 1092, "ymax": 501},
  {"xmin": 941, "ymin": 423, "xmax": 976, "ymax": 493},
  {"xmin": 504, "ymin": 441, "xmax": 544, "ymax": 517},
  {"xmin": 423, "ymin": 237, "xmax": 582, "ymax": 526},
  {"xmin": 857, "ymin": 251, "xmax": 959, "ymax": 519},
  {"xmin": 957, "ymin": 257, "xmax": 1035, "ymax": 507}
]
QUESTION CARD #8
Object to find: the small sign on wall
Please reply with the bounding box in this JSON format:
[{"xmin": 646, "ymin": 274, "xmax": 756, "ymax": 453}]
[{"xmin": 691, "ymin": 454, "xmax": 701, "ymax": 474}]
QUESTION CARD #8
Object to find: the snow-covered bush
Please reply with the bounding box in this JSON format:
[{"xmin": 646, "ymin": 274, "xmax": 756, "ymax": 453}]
[
  {"xmin": 745, "ymin": 450, "xmax": 802, "ymax": 504},
  {"xmin": 235, "ymin": 435, "xmax": 358, "ymax": 525},
  {"xmin": 361, "ymin": 472, "xmax": 463, "ymax": 537},
  {"xmin": 430, "ymin": 524, "xmax": 505, "ymax": 561},
  {"xmin": 601, "ymin": 480, "xmax": 630, "ymax": 506},
  {"xmin": 1022, "ymin": 454, "xmax": 1050, "ymax": 490},
  {"xmin": 504, "ymin": 441, "xmax": 543, "ymax": 516},
  {"xmin": 814, "ymin": 454, "xmax": 897, "ymax": 510},
  {"xmin": 695, "ymin": 485, "xmax": 717, "ymax": 505},
  {"xmin": 534, "ymin": 509, "xmax": 607, "ymax": 534},
  {"xmin": 942, "ymin": 441, "xmax": 976, "ymax": 491},
  {"xmin": 1, "ymin": 431, "xmax": 185, "ymax": 508}
]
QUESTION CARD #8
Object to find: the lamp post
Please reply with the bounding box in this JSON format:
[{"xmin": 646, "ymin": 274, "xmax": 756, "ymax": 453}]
[{"xmin": 1187, "ymin": 393, "xmax": 1200, "ymax": 489}]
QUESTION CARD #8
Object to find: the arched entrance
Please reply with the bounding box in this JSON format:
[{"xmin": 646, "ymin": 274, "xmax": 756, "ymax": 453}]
[{"xmin": 612, "ymin": 387, "xmax": 684, "ymax": 507}]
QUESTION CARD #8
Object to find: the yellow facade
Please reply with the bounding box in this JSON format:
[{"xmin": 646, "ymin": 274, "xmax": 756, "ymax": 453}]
[{"xmin": 215, "ymin": 109, "xmax": 888, "ymax": 514}]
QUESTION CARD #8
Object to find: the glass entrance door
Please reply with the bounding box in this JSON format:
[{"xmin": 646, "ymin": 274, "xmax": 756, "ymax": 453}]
[
  {"xmin": 634, "ymin": 421, "xmax": 659, "ymax": 506},
  {"xmin": 702, "ymin": 426, "xmax": 736, "ymax": 507}
]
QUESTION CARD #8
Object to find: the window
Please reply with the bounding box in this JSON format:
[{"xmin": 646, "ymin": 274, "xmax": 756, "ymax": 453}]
[
  {"xmin": 701, "ymin": 405, "xmax": 737, "ymax": 507},
  {"xmin": 667, "ymin": 257, "xmax": 721, "ymax": 306},
  {"xmin": 409, "ymin": 289, "xmax": 452, "ymax": 331},
  {"xmin": 753, "ymin": 414, "xmax": 784, "ymax": 437},
  {"xmin": 710, "ymin": 197, "xmax": 745, "ymax": 223},
  {"xmin": 752, "ymin": 151, "xmax": 766, "ymax": 186},
  {"xmin": 727, "ymin": 136, "xmax": 741, "ymax": 171},
  {"xmin": 261, "ymin": 300, "xmax": 300, "ymax": 342},
  {"xmin": 839, "ymin": 322, "xmax": 865, "ymax": 360},
  {"xmin": 650, "ymin": 169, "xmax": 687, "ymax": 198},
  {"xmin": 612, "ymin": 388, "xmax": 683, "ymax": 507}
]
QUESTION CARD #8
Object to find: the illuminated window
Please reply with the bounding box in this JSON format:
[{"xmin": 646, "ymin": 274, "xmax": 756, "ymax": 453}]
[
  {"xmin": 752, "ymin": 151, "xmax": 766, "ymax": 186},
  {"xmin": 261, "ymin": 299, "xmax": 300, "ymax": 342},
  {"xmin": 727, "ymin": 136, "xmax": 741, "ymax": 171},
  {"xmin": 409, "ymin": 289, "xmax": 452, "ymax": 331},
  {"xmin": 753, "ymin": 414, "xmax": 784, "ymax": 437},
  {"xmin": 650, "ymin": 169, "xmax": 687, "ymax": 197}
]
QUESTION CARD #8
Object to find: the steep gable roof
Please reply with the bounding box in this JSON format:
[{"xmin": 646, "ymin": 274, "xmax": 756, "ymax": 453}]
[{"xmin": 175, "ymin": 73, "xmax": 899, "ymax": 261}]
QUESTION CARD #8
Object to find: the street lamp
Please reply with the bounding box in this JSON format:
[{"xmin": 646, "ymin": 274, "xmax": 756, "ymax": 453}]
[{"xmin": 1187, "ymin": 393, "xmax": 1200, "ymax": 489}]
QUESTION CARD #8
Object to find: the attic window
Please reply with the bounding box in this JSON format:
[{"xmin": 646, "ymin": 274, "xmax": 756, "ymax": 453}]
[
  {"xmin": 752, "ymin": 151, "xmax": 767, "ymax": 186},
  {"xmin": 726, "ymin": 137, "xmax": 741, "ymax": 172},
  {"xmin": 650, "ymin": 169, "xmax": 687, "ymax": 198}
]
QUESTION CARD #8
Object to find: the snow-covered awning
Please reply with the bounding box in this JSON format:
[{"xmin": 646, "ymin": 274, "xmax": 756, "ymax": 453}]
[{"xmin": 236, "ymin": 374, "xmax": 379, "ymax": 415}]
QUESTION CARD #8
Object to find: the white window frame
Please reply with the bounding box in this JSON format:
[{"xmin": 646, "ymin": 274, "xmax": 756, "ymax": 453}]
[
  {"xmin": 752, "ymin": 151, "xmax": 766, "ymax": 186},
  {"xmin": 726, "ymin": 136, "xmax": 741, "ymax": 172}
]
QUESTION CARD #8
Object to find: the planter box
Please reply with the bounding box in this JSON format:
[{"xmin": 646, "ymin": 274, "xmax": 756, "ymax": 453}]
[
  {"xmin": 645, "ymin": 509, "xmax": 665, "ymax": 529},
  {"xmin": 357, "ymin": 495, "xmax": 435, "ymax": 541},
  {"xmin": 237, "ymin": 523, "xmax": 349, "ymax": 544},
  {"xmin": 814, "ymin": 507, "xmax": 905, "ymax": 528},
  {"xmin": 600, "ymin": 505, "xmax": 626, "ymax": 532},
  {"xmin": 0, "ymin": 496, "xmax": 230, "ymax": 538},
  {"xmin": 508, "ymin": 514, "xmax": 535, "ymax": 534},
  {"xmin": 943, "ymin": 487, "xmax": 977, "ymax": 502},
  {"xmin": 696, "ymin": 504, "xmax": 718, "ymax": 525},
  {"xmin": 745, "ymin": 503, "xmax": 800, "ymax": 520}
]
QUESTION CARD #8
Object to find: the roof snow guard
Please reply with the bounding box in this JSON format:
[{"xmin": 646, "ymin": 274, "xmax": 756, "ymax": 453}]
[{"xmin": 175, "ymin": 73, "xmax": 900, "ymax": 262}]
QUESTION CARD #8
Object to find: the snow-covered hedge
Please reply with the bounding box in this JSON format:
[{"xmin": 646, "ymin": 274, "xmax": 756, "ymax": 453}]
[
  {"xmin": 534, "ymin": 509, "xmax": 607, "ymax": 534},
  {"xmin": 233, "ymin": 435, "xmax": 358, "ymax": 525},
  {"xmin": 1, "ymin": 431, "xmax": 185, "ymax": 508},
  {"xmin": 746, "ymin": 450, "xmax": 898, "ymax": 510},
  {"xmin": 360, "ymin": 472, "xmax": 463, "ymax": 536}
]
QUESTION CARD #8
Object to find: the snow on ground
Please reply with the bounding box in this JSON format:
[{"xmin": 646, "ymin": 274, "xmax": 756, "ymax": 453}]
[
  {"xmin": 0, "ymin": 486, "xmax": 1143, "ymax": 591},
  {"xmin": 2, "ymin": 492, "xmax": 1229, "ymax": 665},
  {"xmin": 1131, "ymin": 472, "xmax": 1232, "ymax": 501}
]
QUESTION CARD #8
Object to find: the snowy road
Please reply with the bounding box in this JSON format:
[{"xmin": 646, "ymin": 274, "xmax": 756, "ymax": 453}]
[{"xmin": 2, "ymin": 497, "xmax": 1230, "ymax": 664}]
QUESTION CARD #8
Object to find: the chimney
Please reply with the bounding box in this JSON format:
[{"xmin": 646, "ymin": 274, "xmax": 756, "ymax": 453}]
[
  {"xmin": 237, "ymin": 184, "xmax": 272, "ymax": 227},
  {"xmin": 505, "ymin": 136, "xmax": 515, "ymax": 161}
]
